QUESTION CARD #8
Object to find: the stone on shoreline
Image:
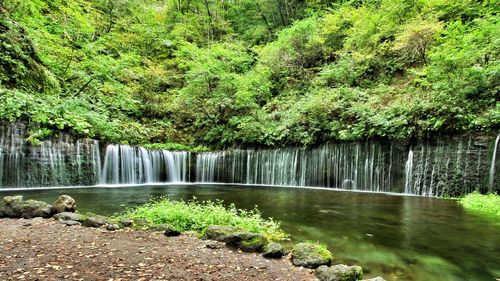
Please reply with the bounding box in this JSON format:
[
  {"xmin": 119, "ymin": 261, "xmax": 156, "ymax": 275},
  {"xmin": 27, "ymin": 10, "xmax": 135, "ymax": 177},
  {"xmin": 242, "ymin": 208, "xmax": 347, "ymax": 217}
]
[
  {"xmin": 224, "ymin": 231, "xmax": 268, "ymax": 252},
  {"xmin": 204, "ymin": 225, "xmax": 240, "ymax": 241},
  {"xmin": 1, "ymin": 196, "xmax": 53, "ymax": 218},
  {"xmin": 106, "ymin": 224, "xmax": 120, "ymax": 231},
  {"xmin": 53, "ymin": 195, "xmax": 76, "ymax": 213},
  {"xmin": 59, "ymin": 219, "xmax": 81, "ymax": 226},
  {"xmin": 263, "ymin": 242, "xmax": 284, "ymax": 259},
  {"xmin": 54, "ymin": 212, "xmax": 83, "ymax": 222},
  {"xmin": 82, "ymin": 215, "xmax": 109, "ymax": 227},
  {"xmin": 292, "ymin": 243, "xmax": 333, "ymax": 268},
  {"xmin": 315, "ymin": 264, "xmax": 363, "ymax": 281},
  {"xmin": 119, "ymin": 218, "xmax": 133, "ymax": 228}
]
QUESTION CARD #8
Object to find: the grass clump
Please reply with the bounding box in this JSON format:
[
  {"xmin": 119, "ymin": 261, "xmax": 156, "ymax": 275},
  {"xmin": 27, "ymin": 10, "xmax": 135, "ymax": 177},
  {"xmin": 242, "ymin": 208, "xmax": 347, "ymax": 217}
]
[
  {"xmin": 459, "ymin": 192, "xmax": 500, "ymax": 218},
  {"xmin": 115, "ymin": 197, "xmax": 288, "ymax": 241},
  {"xmin": 304, "ymin": 241, "xmax": 334, "ymax": 261}
]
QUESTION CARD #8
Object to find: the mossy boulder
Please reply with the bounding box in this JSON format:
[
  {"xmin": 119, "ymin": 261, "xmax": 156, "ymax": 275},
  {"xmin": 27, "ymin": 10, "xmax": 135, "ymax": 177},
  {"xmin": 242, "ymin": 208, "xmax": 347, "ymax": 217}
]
[
  {"xmin": 224, "ymin": 232, "xmax": 268, "ymax": 252},
  {"xmin": 119, "ymin": 219, "xmax": 133, "ymax": 228},
  {"xmin": 52, "ymin": 195, "xmax": 76, "ymax": 213},
  {"xmin": 53, "ymin": 212, "xmax": 83, "ymax": 222},
  {"xmin": 204, "ymin": 225, "xmax": 240, "ymax": 241},
  {"xmin": 315, "ymin": 264, "xmax": 363, "ymax": 281},
  {"xmin": 263, "ymin": 242, "xmax": 284, "ymax": 258},
  {"xmin": 20, "ymin": 200, "xmax": 54, "ymax": 218},
  {"xmin": 292, "ymin": 243, "xmax": 333, "ymax": 268},
  {"xmin": 82, "ymin": 215, "xmax": 109, "ymax": 227},
  {"xmin": 2, "ymin": 196, "xmax": 53, "ymax": 218}
]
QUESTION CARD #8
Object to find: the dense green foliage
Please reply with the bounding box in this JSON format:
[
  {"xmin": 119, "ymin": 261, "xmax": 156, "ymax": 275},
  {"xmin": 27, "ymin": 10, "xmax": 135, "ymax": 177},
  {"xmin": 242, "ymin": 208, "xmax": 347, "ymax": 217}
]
[
  {"xmin": 0, "ymin": 0, "xmax": 498, "ymax": 147},
  {"xmin": 115, "ymin": 197, "xmax": 287, "ymax": 241},
  {"xmin": 459, "ymin": 192, "xmax": 500, "ymax": 218}
]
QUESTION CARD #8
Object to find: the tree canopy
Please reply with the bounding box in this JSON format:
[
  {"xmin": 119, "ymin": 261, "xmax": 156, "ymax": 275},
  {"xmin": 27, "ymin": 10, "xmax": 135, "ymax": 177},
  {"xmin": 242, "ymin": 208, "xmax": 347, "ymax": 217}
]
[{"xmin": 0, "ymin": 0, "xmax": 498, "ymax": 148}]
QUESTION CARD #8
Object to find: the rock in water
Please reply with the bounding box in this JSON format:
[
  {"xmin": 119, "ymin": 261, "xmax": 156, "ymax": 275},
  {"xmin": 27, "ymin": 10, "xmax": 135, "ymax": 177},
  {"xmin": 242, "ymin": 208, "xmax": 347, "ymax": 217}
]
[
  {"xmin": 292, "ymin": 243, "xmax": 333, "ymax": 268},
  {"xmin": 315, "ymin": 264, "xmax": 363, "ymax": 281},
  {"xmin": 263, "ymin": 242, "xmax": 284, "ymax": 259},
  {"xmin": 204, "ymin": 225, "xmax": 240, "ymax": 241},
  {"xmin": 53, "ymin": 195, "xmax": 76, "ymax": 213},
  {"xmin": 82, "ymin": 215, "xmax": 109, "ymax": 227}
]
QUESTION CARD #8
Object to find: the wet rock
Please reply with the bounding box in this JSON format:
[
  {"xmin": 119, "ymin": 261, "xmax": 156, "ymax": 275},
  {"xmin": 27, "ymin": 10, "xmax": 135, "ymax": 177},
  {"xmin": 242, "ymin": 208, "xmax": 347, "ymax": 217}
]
[
  {"xmin": 315, "ymin": 264, "xmax": 363, "ymax": 281},
  {"xmin": 59, "ymin": 219, "xmax": 81, "ymax": 226},
  {"xmin": 106, "ymin": 224, "xmax": 120, "ymax": 231},
  {"xmin": 119, "ymin": 218, "xmax": 133, "ymax": 227},
  {"xmin": 362, "ymin": 277, "xmax": 386, "ymax": 281},
  {"xmin": 206, "ymin": 241, "xmax": 226, "ymax": 249},
  {"xmin": 224, "ymin": 232, "xmax": 268, "ymax": 252},
  {"xmin": 204, "ymin": 225, "xmax": 240, "ymax": 241},
  {"xmin": 53, "ymin": 195, "xmax": 76, "ymax": 213},
  {"xmin": 82, "ymin": 215, "xmax": 109, "ymax": 227},
  {"xmin": 263, "ymin": 242, "xmax": 284, "ymax": 259},
  {"xmin": 292, "ymin": 243, "xmax": 332, "ymax": 268},
  {"xmin": 54, "ymin": 212, "xmax": 83, "ymax": 222}
]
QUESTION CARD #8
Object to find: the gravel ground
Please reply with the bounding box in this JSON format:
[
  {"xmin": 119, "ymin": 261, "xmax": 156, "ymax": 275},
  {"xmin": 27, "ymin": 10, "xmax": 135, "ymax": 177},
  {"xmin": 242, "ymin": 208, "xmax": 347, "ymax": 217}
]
[{"xmin": 0, "ymin": 218, "xmax": 314, "ymax": 281}]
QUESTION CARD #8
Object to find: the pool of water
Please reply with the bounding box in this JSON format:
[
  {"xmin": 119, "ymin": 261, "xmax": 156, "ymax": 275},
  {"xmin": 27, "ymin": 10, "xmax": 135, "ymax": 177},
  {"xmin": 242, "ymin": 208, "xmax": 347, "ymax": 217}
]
[{"xmin": 1, "ymin": 184, "xmax": 499, "ymax": 280}]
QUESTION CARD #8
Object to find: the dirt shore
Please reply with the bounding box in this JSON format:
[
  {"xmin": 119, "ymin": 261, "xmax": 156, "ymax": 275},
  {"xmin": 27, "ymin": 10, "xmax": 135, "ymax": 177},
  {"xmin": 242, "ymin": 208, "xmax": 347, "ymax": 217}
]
[{"xmin": 0, "ymin": 218, "xmax": 314, "ymax": 281}]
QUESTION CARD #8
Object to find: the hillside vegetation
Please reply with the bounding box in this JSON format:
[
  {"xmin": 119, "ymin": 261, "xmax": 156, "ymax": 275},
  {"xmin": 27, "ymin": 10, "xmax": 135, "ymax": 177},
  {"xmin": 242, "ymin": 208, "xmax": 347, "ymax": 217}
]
[{"xmin": 0, "ymin": 0, "xmax": 498, "ymax": 148}]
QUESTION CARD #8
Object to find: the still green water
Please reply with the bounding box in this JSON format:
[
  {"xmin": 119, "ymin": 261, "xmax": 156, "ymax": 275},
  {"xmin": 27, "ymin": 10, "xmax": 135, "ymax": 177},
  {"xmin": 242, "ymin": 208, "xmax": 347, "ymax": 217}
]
[{"xmin": 2, "ymin": 184, "xmax": 499, "ymax": 280}]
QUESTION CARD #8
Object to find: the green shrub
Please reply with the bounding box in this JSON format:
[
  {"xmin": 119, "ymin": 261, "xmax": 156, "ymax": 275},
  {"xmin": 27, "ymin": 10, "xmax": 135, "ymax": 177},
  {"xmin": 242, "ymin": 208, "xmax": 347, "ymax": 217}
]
[
  {"xmin": 114, "ymin": 198, "xmax": 289, "ymax": 241},
  {"xmin": 459, "ymin": 192, "xmax": 500, "ymax": 218}
]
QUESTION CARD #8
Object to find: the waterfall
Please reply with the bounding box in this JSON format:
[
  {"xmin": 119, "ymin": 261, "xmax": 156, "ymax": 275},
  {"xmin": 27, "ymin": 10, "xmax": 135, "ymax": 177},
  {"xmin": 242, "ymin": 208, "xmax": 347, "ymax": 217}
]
[
  {"xmin": 196, "ymin": 139, "xmax": 498, "ymax": 196},
  {"xmin": 196, "ymin": 143, "xmax": 400, "ymax": 193},
  {"xmin": 404, "ymin": 149, "xmax": 413, "ymax": 194},
  {"xmin": 99, "ymin": 144, "xmax": 190, "ymax": 185},
  {"xmin": 489, "ymin": 134, "xmax": 500, "ymax": 192},
  {"xmin": 0, "ymin": 122, "xmax": 497, "ymax": 196},
  {"xmin": 0, "ymin": 123, "xmax": 101, "ymax": 188}
]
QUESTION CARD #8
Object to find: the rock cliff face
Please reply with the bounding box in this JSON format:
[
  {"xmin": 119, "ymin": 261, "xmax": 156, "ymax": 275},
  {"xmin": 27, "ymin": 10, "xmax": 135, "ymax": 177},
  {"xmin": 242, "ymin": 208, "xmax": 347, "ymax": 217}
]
[{"xmin": 0, "ymin": 5, "xmax": 59, "ymax": 94}]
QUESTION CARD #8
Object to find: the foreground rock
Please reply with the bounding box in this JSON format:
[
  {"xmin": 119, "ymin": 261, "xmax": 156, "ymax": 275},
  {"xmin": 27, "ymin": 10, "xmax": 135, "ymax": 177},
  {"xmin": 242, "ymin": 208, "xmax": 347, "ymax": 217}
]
[
  {"xmin": 52, "ymin": 195, "xmax": 76, "ymax": 213},
  {"xmin": 315, "ymin": 264, "xmax": 363, "ymax": 281},
  {"xmin": 292, "ymin": 243, "xmax": 333, "ymax": 268},
  {"xmin": 204, "ymin": 225, "xmax": 240, "ymax": 241},
  {"xmin": 224, "ymin": 231, "xmax": 268, "ymax": 252},
  {"xmin": 82, "ymin": 215, "xmax": 110, "ymax": 227},
  {"xmin": 263, "ymin": 242, "xmax": 284, "ymax": 258},
  {"xmin": 54, "ymin": 212, "xmax": 83, "ymax": 222},
  {"xmin": 1, "ymin": 196, "xmax": 53, "ymax": 218},
  {"xmin": 204, "ymin": 225, "xmax": 269, "ymax": 253}
]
